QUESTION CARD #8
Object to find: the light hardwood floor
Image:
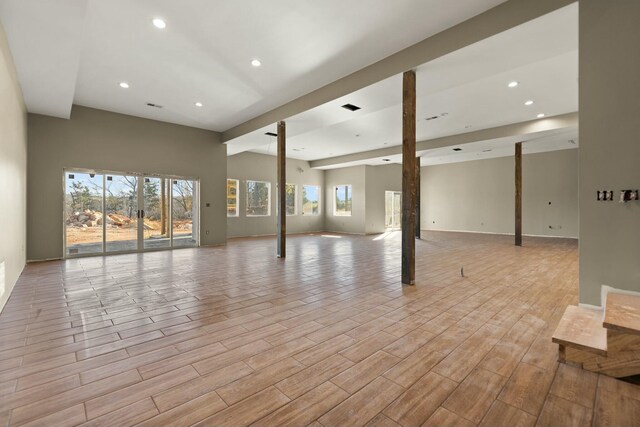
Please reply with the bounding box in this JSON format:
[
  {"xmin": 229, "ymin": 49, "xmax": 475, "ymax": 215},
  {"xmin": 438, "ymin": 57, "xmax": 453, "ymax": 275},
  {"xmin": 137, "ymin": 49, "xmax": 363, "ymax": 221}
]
[{"xmin": 1, "ymin": 231, "xmax": 639, "ymax": 426}]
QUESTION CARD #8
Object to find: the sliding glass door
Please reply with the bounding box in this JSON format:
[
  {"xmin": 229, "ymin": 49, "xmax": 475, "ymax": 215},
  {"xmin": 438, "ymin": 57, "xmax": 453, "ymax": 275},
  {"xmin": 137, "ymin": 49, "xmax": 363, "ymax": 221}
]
[
  {"xmin": 65, "ymin": 172, "xmax": 104, "ymax": 256},
  {"xmin": 143, "ymin": 177, "xmax": 171, "ymax": 250},
  {"xmin": 64, "ymin": 169, "xmax": 199, "ymax": 257},
  {"xmin": 105, "ymin": 174, "xmax": 139, "ymax": 252},
  {"xmin": 172, "ymin": 179, "xmax": 197, "ymax": 248}
]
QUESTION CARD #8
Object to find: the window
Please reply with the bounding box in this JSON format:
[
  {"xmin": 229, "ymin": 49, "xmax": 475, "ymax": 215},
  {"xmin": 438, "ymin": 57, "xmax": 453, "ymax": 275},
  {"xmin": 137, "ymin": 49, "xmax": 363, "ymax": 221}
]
[
  {"xmin": 285, "ymin": 184, "xmax": 296, "ymax": 215},
  {"xmin": 246, "ymin": 180, "xmax": 271, "ymax": 216},
  {"xmin": 227, "ymin": 179, "xmax": 239, "ymax": 217},
  {"xmin": 302, "ymin": 185, "xmax": 320, "ymax": 216},
  {"xmin": 334, "ymin": 185, "xmax": 352, "ymax": 216}
]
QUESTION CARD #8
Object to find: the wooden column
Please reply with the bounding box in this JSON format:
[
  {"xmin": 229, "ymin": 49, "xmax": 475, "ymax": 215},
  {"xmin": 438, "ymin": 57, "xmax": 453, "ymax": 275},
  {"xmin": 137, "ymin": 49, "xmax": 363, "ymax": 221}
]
[
  {"xmin": 415, "ymin": 157, "xmax": 421, "ymax": 239},
  {"xmin": 277, "ymin": 121, "xmax": 286, "ymax": 258},
  {"xmin": 515, "ymin": 142, "xmax": 522, "ymax": 246},
  {"xmin": 402, "ymin": 70, "xmax": 416, "ymax": 285}
]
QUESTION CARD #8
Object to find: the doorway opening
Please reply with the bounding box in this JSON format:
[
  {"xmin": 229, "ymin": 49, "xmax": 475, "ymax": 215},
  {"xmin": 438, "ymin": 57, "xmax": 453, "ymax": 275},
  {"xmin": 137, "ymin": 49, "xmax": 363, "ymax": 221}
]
[
  {"xmin": 385, "ymin": 191, "xmax": 402, "ymax": 230},
  {"xmin": 64, "ymin": 169, "xmax": 199, "ymax": 257}
]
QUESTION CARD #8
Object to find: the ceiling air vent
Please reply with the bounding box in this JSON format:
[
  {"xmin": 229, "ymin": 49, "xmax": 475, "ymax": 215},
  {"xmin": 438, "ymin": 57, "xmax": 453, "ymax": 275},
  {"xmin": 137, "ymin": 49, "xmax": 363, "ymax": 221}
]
[
  {"xmin": 265, "ymin": 132, "xmax": 277, "ymax": 137},
  {"xmin": 146, "ymin": 103, "xmax": 163, "ymax": 109},
  {"xmin": 341, "ymin": 103, "xmax": 361, "ymax": 112}
]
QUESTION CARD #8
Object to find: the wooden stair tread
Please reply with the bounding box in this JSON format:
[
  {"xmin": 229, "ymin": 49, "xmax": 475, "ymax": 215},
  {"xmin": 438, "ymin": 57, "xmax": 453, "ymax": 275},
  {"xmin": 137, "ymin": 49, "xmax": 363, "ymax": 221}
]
[
  {"xmin": 604, "ymin": 293, "xmax": 640, "ymax": 335},
  {"xmin": 552, "ymin": 305, "xmax": 607, "ymax": 356}
]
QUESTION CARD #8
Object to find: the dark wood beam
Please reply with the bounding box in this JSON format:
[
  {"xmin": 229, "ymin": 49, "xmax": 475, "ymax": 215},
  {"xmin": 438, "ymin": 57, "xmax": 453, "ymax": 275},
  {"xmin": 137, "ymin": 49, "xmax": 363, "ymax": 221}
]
[
  {"xmin": 277, "ymin": 121, "xmax": 286, "ymax": 258},
  {"xmin": 402, "ymin": 70, "xmax": 416, "ymax": 285},
  {"xmin": 415, "ymin": 157, "xmax": 421, "ymax": 239},
  {"xmin": 515, "ymin": 142, "xmax": 522, "ymax": 246}
]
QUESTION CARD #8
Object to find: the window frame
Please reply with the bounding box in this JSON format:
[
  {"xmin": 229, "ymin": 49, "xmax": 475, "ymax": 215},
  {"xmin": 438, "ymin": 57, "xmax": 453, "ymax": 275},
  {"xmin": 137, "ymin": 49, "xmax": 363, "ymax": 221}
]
[
  {"xmin": 302, "ymin": 185, "xmax": 321, "ymax": 217},
  {"xmin": 226, "ymin": 178, "xmax": 239, "ymax": 217},
  {"xmin": 246, "ymin": 180, "xmax": 271, "ymax": 217},
  {"xmin": 334, "ymin": 184, "xmax": 353, "ymax": 217}
]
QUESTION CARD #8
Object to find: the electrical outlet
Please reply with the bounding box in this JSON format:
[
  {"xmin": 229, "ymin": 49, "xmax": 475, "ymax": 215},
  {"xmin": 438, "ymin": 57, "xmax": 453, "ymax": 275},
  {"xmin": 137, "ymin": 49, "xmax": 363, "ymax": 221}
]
[{"xmin": 596, "ymin": 190, "xmax": 614, "ymax": 201}]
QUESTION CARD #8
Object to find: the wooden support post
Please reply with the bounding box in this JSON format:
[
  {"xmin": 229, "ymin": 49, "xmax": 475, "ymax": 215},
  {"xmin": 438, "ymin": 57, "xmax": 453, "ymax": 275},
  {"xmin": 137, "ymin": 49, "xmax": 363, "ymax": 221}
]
[
  {"xmin": 415, "ymin": 157, "xmax": 421, "ymax": 239},
  {"xmin": 515, "ymin": 142, "xmax": 522, "ymax": 246},
  {"xmin": 402, "ymin": 70, "xmax": 416, "ymax": 285},
  {"xmin": 277, "ymin": 121, "xmax": 286, "ymax": 258}
]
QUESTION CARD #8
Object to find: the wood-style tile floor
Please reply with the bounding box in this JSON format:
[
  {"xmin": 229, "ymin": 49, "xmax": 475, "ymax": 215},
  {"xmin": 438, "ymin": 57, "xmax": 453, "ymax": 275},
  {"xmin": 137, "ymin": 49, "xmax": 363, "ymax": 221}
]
[{"xmin": 1, "ymin": 231, "xmax": 639, "ymax": 426}]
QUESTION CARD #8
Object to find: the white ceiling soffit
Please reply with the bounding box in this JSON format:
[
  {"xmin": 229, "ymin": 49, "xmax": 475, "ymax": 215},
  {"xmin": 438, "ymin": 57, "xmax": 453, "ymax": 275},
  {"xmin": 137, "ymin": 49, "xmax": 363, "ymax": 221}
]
[
  {"xmin": 238, "ymin": 2, "xmax": 578, "ymax": 161},
  {"xmin": 0, "ymin": 0, "xmax": 87, "ymax": 118},
  {"xmin": 0, "ymin": 0, "xmax": 511, "ymax": 128},
  {"xmin": 316, "ymin": 128, "xmax": 579, "ymax": 170}
]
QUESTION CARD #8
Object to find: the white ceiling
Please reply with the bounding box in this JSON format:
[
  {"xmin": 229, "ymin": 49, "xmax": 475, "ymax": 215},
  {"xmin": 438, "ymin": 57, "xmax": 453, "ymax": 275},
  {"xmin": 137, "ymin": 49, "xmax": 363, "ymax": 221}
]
[
  {"xmin": 241, "ymin": 3, "xmax": 578, "ymax": 165},
  {"xmin": 0, "ymin": 0, "xmax": 508, "ymax": 128}
]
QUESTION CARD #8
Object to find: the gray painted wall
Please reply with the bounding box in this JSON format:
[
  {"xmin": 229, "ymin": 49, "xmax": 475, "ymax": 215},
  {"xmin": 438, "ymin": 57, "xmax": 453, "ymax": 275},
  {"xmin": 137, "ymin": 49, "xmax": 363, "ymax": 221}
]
[
  {"xmin": 27, "ymin": 106, "xmax": 226, "ymax": 261},
  {"xmin": 579, "ymin": 0, "xmax": 640, "ymax": 306},
  {"xmin": 365, "ymin": 164, "xmax": 403, "ymax": 234},
  {"xmin": 0, "ymin": 22, "xmax": 27, "ymax": 311},
  {"xmin": 324, "ymin": 166, "xmax": 367, "ymax": 234},
  {"xmin": 323, "ymin": 164, "xmax": 402, "ymax": 235},
  {"xmin": 226, "ymin": 152, "xmax": 324, "ymax": 238},
  {"xmin": 421, "ymin": 149, "xmax": 579, "ymax": 238}
]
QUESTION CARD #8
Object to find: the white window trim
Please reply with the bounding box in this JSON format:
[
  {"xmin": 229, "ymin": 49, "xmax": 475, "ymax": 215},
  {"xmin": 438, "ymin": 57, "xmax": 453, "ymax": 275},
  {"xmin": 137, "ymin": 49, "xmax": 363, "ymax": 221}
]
[
  {"xmin": 302, "ymin": 185, "xmax": 321, "ymax": 217},
  {"xmin": 334, "ymin": 184, "xmax": 353, "ymax": 217},
  {"xmin": 227, "ymin": 178, "xmax": 239, "ymax": 218},
  {"xmin": 246, "ymin": 180, "xmax": 271, "ymax": 217}
]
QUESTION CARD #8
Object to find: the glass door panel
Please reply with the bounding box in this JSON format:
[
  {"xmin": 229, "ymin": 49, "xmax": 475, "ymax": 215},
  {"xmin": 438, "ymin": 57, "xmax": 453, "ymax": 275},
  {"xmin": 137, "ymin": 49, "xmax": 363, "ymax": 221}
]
[
  {"xmin": 105, "ymin": 174, "xmax": 139, "ymax": 252},
  {"xmin": 172, "ymin": 179, "xmax": 197, "ymax": 248},
  {"xmin": 143, "ymin": 177, "xmax": 171, "ymax": 250},
  {"xmin": 65, "ymin": 171, "xmax": 104, "ymax": 256},
  {"xmin": 392, "ymin": 192, "xmax": 402, "ymax": 229},
  {"xmin": 385, "ymin": 191, "xmax": 402, "ymax": 230}
]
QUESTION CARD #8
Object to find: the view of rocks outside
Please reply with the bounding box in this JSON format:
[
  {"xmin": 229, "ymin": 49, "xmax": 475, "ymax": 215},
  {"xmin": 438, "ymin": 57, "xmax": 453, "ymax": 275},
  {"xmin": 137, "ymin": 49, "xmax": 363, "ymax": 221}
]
[{"xmin": 65, "ymin": 172, "xmax": 196, "ymax": 255}]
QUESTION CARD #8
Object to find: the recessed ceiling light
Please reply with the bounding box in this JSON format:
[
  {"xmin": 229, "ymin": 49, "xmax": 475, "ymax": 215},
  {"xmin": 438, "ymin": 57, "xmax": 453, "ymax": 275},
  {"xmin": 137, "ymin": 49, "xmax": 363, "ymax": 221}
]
[
  {"xmin": 524, "ymin": 100, "xmax": 534, "ymax": 106},
  {"xmin": 251, "ymin": 59, "xmax": 262, "ymax": 67},
  {"xmin": 537, "ymin": 113, "xmax": 545, "ymax": 118},
  {"xmin": 152, "ymin": 18, "xmax": 166, "ymax": 29},
  {"xmin": 194, "ymin": 102, "xmax": 203, "ymax": 107},
  {"xmin": 508, "ymin": 81, "xmax": 519, "ymax": 88},
  {"xmin": 119, "ymin": 82, "xmax": 129, "ymax": 89}
]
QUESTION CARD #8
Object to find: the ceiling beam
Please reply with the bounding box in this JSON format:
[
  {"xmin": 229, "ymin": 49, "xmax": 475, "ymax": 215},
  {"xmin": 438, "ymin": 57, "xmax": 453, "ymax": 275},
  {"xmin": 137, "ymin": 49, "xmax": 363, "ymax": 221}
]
[
  {"xmin": 221, "ymin": 0, "xmax": 575, "ymax": 143},
  {"xmin": 309, "ymin": 112, "xmax": 578, "ymax": 169}
]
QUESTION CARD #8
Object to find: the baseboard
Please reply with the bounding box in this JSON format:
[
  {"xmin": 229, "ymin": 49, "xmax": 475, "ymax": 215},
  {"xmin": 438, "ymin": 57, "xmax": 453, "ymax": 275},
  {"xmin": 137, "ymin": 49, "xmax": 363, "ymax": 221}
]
[
  {"xmin": 578, "ymin": 303, "xmax": 603, "ymax": 311},
  {"xmin": 27, "ymin": 257, "xmax": 63, "ymax": 263},
  {"xmin": 424, "ymin": 228, "xmax": 578, "ymax": 240}
]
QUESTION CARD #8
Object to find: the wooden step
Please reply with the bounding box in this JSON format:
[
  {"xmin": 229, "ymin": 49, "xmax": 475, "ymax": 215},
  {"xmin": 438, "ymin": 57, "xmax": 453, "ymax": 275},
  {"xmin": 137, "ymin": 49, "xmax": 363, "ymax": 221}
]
[
  {"xmin": 552, "ymin": 305, "xmax": 607, "ymax": 356},
  {"xmin": 603, "ymin": 293, "xmax": 640, "ymax": 336}
]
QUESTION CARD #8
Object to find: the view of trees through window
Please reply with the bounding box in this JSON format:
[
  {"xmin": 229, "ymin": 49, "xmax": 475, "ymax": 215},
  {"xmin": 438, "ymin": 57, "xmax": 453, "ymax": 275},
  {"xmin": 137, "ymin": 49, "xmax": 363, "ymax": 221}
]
[
  {"xmin": 227, "ymin": 179, "xmax": 238, "ymax": 217},
  {"xmin": 246, "ymin": 180, "xmax": 270, "ymax": 216},
  {"xmin": 285, "ymin": 184, "xmax": 296, "ymax": 215},
  {"xmin": 335, "ymin": 185, "xmax": 352, "ymax": 216},
  {"xmin": 65, "ymin": 171, "xmax": 197, "ymax": 255},
  {"xmin": 302, "ymin": 185, "xmax": 320, "ymax": 215}
]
